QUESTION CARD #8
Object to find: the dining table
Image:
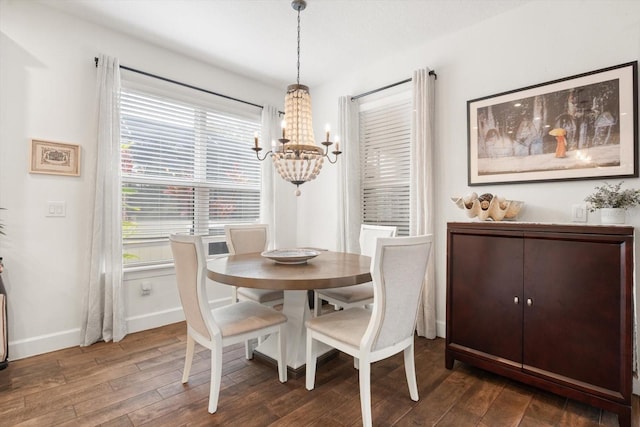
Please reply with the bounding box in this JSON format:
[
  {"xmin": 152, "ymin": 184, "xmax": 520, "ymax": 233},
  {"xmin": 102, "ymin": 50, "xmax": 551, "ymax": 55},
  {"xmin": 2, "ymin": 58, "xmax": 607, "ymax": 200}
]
[{"xmin": 206, "ymin": 250, "xmax": 372, "ymax": 371}]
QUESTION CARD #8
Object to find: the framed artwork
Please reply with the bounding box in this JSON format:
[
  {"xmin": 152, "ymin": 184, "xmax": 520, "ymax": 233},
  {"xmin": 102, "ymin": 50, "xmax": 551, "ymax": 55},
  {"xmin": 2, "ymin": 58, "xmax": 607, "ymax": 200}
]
[
  {"xmin": 468, "ymin": 61, "xmax": 638, "ymax": 185},
  {"xmin": 29, "ymin": 139, "xmax": 81, "ymax": 176}
]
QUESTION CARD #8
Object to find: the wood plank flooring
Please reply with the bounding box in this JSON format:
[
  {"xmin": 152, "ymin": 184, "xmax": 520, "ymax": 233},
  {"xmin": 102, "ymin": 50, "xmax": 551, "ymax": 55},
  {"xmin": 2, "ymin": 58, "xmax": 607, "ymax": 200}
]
[{"xmin": 0, "ymin": 321, "xmax": 637, "ymax": 426}]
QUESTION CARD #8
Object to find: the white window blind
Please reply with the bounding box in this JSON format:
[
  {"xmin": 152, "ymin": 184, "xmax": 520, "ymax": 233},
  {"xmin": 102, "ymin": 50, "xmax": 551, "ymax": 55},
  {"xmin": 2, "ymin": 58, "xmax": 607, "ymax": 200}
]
[
  {"xmin": 359, "ymin": 92, "xmax": 411, "ymax": 236},
  {"xmin": 120, "ymin": 87, "xmax": 261, "ymax": 266}
]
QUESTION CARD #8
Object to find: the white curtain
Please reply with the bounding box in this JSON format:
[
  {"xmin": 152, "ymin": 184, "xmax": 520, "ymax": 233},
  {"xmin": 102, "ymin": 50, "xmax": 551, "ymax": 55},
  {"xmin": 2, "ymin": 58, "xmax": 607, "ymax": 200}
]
[
  {"xmin": 410, "ymin": 68, "xmax": 437, "ymax": 339},
  {"xmin": 336, "ymin": 96, "xmax": 361, "ymax": 253},
  {"xmin": 80, "ymin": 55, "xmax": 126, "ymax": 346},
  {"xmin": 260, "ymin": 105, "xmax": 279, "ymax": 249}
]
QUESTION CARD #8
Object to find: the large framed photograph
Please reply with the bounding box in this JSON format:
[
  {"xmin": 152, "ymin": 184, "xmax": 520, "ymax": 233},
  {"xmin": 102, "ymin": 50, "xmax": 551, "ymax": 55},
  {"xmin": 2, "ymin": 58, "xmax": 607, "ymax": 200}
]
[
  {"xmin": 29, "ymin": 139, "xmax": 81, "ymax": 176},
  {"xmin": 468, "ymin": 61, "xmax": 637, "ymax": 185}
]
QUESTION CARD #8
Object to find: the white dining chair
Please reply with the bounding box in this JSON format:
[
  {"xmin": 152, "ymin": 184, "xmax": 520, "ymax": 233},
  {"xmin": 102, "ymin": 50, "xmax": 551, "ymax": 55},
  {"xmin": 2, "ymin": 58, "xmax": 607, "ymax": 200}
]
[
  {"xmin": 313, "ymin": 224, "xmax": 397, "ymax": 316},
  {"xmin": 224, "ymin": 224, "xmax": 285, "ymax": 307},
  {"xmin": 170, "ymin": 233, "xmax": 287, "ymax": 414},
  {"xmin": 305, "ymin": 235, "xmax": 432, "ymax": 427},
  {"xmin": 225, "ymin": 224, "xmax": 286, "ymax": 359}
]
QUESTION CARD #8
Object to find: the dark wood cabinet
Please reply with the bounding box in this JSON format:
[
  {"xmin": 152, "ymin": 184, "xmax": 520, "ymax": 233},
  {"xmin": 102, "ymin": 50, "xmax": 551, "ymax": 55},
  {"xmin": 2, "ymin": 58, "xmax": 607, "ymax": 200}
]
[{"xmin": 446, "ymin": 222, "xmax": 634, "ymax": 427}]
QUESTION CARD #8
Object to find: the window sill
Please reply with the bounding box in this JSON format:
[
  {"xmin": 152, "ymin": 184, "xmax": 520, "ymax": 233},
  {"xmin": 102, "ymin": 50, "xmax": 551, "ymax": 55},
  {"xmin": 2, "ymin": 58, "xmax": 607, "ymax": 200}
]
[
  {"xmin": 123, "ymin": 254, "xmax": 228, "ymax": 280},
  {"xmin": 123, "ymin": 262, "xmax": 175, "ymax": 280}
]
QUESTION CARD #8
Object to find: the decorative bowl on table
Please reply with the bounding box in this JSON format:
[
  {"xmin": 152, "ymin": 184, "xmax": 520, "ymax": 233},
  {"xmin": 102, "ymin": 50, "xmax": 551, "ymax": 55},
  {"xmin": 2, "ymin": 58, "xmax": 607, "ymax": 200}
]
[{"xmin": 261, "ymin": 248, "xmax": 321, "ymax": 264}]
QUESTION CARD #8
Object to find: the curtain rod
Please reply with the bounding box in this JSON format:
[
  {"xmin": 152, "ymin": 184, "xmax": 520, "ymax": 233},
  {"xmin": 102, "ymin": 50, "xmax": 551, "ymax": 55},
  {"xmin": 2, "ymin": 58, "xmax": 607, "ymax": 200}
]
[
  {"xmin": 94, "ymin": 57, "xmax": 280, "ymax": 113},
  {"xmin": 350, "ymin": 70, "xmax": 437, "ymax": 101}
]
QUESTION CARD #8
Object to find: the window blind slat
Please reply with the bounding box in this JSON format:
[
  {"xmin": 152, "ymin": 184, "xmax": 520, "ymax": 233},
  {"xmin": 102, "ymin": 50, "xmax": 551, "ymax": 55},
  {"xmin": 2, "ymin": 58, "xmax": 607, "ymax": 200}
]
[
  {"xmin": 359, "ymin": 96, "xmax": 411, "ymax": 236},
  {"xmin": 121, "ymin": 87, "xmax": 261, "ymax": 265}
]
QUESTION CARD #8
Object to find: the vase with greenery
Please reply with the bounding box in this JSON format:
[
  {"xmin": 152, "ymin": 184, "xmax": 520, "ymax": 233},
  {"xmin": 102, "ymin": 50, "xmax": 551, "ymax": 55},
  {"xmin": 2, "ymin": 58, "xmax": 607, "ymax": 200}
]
[{"xmin": 584, "ymin": 181, "xmax": 640, "ymax": 224}]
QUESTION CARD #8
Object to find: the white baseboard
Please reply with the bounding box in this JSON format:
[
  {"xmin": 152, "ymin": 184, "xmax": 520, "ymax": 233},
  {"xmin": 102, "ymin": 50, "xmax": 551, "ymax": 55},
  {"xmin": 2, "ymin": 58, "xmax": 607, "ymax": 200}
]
[
  {"xmin": 8, "ymin": 297, "xmax": 231, "ymax": 361},
  {"xmin": 436, "ymin": 319, "xmax": 445, "ymax": 339},
  {"xmin": 8, "ymin": 328, "xmax": 81, "ymax": 361},
  {"xmin": 126, "ymin": 306, "xmax": 185, "ymax": 334}
]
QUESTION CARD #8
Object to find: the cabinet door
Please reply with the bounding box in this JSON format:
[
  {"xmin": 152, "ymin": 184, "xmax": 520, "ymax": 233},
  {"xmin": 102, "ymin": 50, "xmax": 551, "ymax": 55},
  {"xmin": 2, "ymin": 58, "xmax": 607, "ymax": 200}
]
[
  {"xmin": 448, "ymin": 232, "xmax": 523, "ymax": 365},
  {"xmin": 523, "ymin": 235, "xmax": 626, "ymax": 400}
]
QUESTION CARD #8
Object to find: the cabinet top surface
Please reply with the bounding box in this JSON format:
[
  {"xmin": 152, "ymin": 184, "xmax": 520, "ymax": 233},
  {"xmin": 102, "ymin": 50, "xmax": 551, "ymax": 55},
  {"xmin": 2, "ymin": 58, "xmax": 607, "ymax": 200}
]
[{"xmin": 447, "ymin": 221, "xmax": 634, "ymax": 236}]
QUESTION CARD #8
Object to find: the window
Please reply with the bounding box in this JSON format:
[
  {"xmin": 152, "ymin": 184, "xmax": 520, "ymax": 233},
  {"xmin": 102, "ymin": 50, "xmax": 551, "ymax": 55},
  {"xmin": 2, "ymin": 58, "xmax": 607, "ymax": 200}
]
[
  {"xmin": 120, "ymin": 86, "xmax": 262, "ymax": 266},
  {"xmin": 359, "ymin": 92, "xmax": 411, "ymax": 236}
]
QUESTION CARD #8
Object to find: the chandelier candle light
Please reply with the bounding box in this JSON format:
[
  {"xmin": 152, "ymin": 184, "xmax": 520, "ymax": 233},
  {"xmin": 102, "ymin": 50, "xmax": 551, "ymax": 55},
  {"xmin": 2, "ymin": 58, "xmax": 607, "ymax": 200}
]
[{"xmin": 252, "ymin": 0, "xmax": 341, "ymax": 196}]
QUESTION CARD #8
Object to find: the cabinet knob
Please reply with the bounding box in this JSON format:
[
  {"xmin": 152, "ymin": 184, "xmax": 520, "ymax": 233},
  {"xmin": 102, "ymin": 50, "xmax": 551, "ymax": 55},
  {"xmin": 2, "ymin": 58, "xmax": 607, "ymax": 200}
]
[
  {"xmin": 514, "ymin": 296, "xmax": 519, "ymax": 304},
  {"xmin": 527, "ymin": 298, "xmax": 533, "ymax": 306}
]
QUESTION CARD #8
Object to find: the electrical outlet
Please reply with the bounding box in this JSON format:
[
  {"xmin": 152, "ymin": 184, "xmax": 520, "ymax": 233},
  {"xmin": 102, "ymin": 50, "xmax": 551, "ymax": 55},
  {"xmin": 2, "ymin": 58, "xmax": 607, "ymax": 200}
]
[
  {"xmin": 140, "ymin": 282, "xmax": 152, "ymax": 296},
  {"xmin": 571, "ymin": 204, "xmax": 587, "ymax": 222}
]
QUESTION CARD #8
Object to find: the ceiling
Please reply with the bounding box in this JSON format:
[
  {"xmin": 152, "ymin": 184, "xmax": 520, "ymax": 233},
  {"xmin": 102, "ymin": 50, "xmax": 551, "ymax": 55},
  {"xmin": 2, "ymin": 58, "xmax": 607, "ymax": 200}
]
[{"xmin": 39, "ymin": 0, "xmax": 532, "ymax": 89}]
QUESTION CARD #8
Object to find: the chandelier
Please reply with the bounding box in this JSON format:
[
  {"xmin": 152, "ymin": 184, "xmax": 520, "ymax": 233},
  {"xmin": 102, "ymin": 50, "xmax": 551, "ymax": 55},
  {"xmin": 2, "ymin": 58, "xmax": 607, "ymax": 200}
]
[{"xmin": 252, "ymin": 0, "xmax": 341, "ymax": 196}]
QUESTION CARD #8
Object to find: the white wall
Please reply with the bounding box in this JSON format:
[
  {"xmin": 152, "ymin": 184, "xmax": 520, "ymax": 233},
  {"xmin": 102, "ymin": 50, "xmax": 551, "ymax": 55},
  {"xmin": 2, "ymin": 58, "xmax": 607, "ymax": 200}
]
[
  {"xmin": 302, "ymin": 0, "xmax": 640, "ymax": 393},
  {"xmin": 0, "ymin": 0, "xmax": 290, "ymax": 359}
]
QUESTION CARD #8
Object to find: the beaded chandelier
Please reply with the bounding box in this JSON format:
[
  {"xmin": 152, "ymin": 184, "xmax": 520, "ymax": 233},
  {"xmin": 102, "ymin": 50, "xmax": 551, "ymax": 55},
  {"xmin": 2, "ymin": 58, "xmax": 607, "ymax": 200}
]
[{"xmin": 252, "ymin": 0, "xmax": 340, "ymax": 196}]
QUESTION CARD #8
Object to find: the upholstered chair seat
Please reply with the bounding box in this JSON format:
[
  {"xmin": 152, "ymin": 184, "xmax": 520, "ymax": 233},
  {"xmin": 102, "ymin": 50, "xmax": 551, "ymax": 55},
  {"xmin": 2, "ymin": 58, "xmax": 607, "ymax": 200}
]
[{"xmin": 237, "ymin": 287, "xmax": 285, "ymax": 304}]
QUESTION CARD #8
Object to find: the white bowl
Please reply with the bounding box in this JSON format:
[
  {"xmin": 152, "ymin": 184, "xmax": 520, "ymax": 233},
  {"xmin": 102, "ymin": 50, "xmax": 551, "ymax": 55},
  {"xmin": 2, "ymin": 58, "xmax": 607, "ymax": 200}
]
[{"xmin": 261, "ymin": 248, "xmax": 321, "ymax": 264}]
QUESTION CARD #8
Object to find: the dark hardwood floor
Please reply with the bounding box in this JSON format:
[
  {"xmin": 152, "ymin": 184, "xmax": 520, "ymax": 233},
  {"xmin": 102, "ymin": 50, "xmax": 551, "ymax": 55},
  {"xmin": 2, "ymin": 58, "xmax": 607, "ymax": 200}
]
[{"xmin": 0, "ymin": 321, "xmax": 637, "ymax": 426}]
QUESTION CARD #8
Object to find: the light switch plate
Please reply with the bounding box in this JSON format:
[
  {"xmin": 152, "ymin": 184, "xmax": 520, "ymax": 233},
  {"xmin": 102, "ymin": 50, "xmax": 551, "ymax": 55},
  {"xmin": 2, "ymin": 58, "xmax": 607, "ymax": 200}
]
[
  {"xmin": 571, "ymin": 204, "xmax": 587, "ymax": 222},
  {"xmin": 46, "ymin": 201, "xmax": 66, "ymax": 217}
]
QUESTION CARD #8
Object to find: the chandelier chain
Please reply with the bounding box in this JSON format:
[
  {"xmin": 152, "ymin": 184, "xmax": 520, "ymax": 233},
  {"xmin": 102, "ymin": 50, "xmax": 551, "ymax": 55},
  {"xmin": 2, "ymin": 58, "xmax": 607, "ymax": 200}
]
[{"xmin": 296, "ymin": 7, "xmax": 301, "ymax": 85}]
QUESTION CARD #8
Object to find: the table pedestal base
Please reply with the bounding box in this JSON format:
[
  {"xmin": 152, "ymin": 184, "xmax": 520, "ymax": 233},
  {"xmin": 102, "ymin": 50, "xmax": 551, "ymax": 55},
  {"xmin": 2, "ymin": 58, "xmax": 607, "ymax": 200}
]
[
  {"xmin": 252, "ymin": 344, "xmax": 338, "ymax": 378},
  {"xmin": 253, "ymin": 290, "xmax": 335, "ymax": 371}
]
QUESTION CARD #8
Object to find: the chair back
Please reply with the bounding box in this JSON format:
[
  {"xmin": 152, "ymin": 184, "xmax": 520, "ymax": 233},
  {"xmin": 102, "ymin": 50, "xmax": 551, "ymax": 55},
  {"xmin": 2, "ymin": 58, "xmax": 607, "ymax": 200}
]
[
  {"xmin": 359, "ymin": 224, "xmax": 397, "ymax": 257},
  {"xmin": 170, "ymin": 234, "xmax": 220, "ymax": 342},
  {"xmin": 225, "ymin": 224, "xmax": 269, "ymax": 255},
  {"xmin": 362, "ymin": 235, "xmax": 432, "ymax": 352}
]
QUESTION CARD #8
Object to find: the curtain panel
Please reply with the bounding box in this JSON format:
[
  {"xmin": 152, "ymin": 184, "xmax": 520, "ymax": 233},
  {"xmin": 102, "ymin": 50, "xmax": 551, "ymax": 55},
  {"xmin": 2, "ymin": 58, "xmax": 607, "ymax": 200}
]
[
  {"xmin": 410, "ymin": 68, "xmax": 437, "ymax": 339},
  {"xmin": 259, "ymin": 105, "xmax": 279, "ymax": 249},
  {"xmin": 336, "ymin": 96, "xmax": 361, "ymax": 253},
  {"xmin": 80, "ymin": 55, "xmax": 126, "ymax": 346}
]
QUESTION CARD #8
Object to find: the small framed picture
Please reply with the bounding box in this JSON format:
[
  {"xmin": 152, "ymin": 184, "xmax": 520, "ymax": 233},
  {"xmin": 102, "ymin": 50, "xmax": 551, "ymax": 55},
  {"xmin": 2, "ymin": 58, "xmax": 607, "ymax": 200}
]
[
  {"xmin": 467, "ymin": 61, "xmax": 637, "ymax": 185},
  {"xmin": 29, "ymin": 139, "xmax": 81, "ymax": 176}
]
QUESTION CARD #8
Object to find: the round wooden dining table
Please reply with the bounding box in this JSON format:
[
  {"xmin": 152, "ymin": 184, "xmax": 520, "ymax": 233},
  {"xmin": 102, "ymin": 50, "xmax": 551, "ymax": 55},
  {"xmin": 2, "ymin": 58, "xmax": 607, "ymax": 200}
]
[{"xmin": 207, "ymin": 251, "xmax": 371, "ymax": 371}]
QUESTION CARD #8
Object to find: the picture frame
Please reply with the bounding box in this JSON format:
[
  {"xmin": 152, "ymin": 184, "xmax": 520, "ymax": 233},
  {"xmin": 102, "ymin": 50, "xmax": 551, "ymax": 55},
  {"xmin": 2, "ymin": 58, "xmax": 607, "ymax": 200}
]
[
  {"xmin": 29, "ymin": 139, "xmax": 81, "ymax": 176},
  {"xmin": 467, "ymin": 61, "xmax": 638, "ymax": 186}
]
